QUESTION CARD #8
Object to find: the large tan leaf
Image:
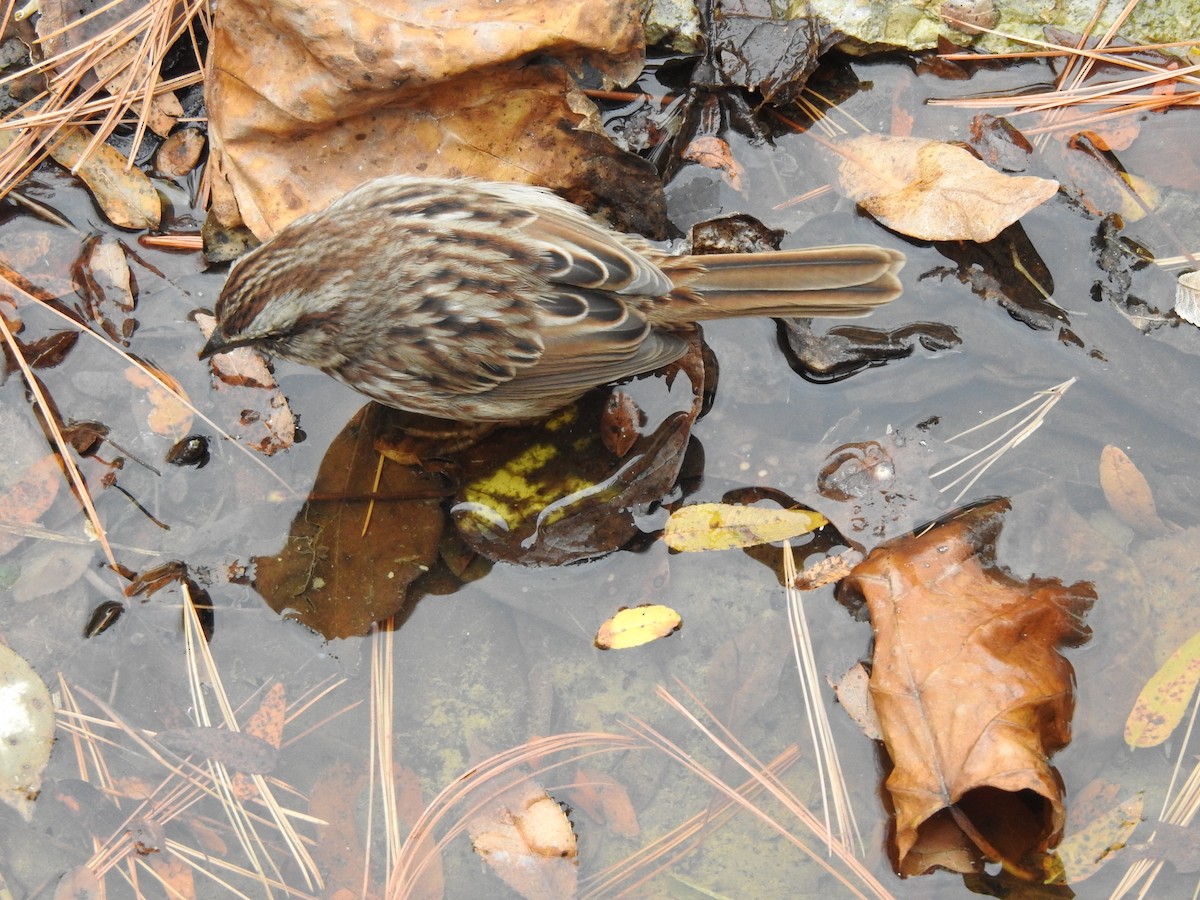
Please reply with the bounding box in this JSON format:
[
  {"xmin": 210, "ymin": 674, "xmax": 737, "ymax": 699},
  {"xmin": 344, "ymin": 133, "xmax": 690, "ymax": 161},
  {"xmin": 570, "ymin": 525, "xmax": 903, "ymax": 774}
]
[
  {"xmin": 835, "ymin": 135, "xmax": 1059, "ymax": 242},
  {"xmin": 837, "ymin": 498, "xmax": 1095, "ymax": 876},
  {"xmin": 207, "ymin": 0, "xmax": 658, "ymax": 238}
]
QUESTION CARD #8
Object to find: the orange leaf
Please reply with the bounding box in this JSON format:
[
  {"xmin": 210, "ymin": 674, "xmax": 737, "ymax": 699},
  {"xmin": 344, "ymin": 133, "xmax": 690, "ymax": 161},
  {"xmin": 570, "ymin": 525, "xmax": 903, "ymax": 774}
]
[{"xmin": 837, "ymin": 498, "xmax": 1095, "ymax": 876}]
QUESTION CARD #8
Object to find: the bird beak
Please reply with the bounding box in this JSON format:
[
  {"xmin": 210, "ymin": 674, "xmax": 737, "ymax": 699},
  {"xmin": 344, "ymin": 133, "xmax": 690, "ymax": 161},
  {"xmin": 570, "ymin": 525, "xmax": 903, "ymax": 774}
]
[{"xmin": 198, "ymin": 330, "xmax": 228, "ymax": 361}]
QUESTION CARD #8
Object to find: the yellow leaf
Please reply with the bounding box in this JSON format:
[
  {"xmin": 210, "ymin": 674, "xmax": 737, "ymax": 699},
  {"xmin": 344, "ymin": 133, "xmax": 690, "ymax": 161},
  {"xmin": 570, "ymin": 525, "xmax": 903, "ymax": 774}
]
[
  {"xmin": 663, "ymin": 503, "xmax": 827, "ymax": 552},
  {"xmin": 595, "ymin": 604, "xmax": 682, "ymax": 650},
  {"xmin": 1044, "ymin": 794, "xmax": 1142, "ymax": 884},
  {"xmin": 1125, "ymin": 628, "xmax": 1200, "ymax": 748}
]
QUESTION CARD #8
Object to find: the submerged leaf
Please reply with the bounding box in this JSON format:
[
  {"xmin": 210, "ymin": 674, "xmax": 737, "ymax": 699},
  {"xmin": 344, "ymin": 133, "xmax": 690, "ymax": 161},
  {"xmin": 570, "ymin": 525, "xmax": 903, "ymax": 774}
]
[
  {"xmin": 0, "ymin": 644, "xmax": 54, "ymax": 821},
  {"xmin": 664, "ymin": 503, "xmax": 827, "ymax": 552},
  {"xmin": 470, "ymin": 782, "xmax": 577, "ymax": 899},
  {"xmin": 1099, "ymin": 445, "xmax": 1170, "ymax": 537},
  {"xmin": 1125, "ymin": 628, "xmax": 1200, "ymax": 748}
]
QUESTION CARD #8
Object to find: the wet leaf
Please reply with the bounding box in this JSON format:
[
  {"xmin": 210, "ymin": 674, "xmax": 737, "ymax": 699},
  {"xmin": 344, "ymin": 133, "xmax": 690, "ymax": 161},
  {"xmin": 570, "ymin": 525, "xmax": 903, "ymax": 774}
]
[
  {"xmin": 207, "ymin": 0, "xmax": 657, "ymax": 239},
  {"xmin": 569, "ymin": 767, "xmax": 639, "ymax": 838},
  {"xmin": 832, "ymin": 663, "xmax": 882, "ymax": 741},
  {"xmin": 125, "ymin": 366, "xmax": 193, "ymax": 439},
  {"xmin": 230, "ymin": 682, "xmax": 286, "ymax": 800},
  {"xmin": 73, "ymin": 236, "xmax": 135, "ymax": 345},
  {"xmin": 1100, "ymin": 445, "xmax": 1170, "ymax": 537},
  {"xmin": 834, "ymin": 134, "xmax": 1059, "ymax": 242},
  {"xmin": 255, "ymin": 404, "xmax": 444, "ymax": 638},
  {"xmin": 1043, "ymin": 793, "xmax": 1142, "ymax": 884},
  {"xmin": 469, "ymin": 782, "xmax": 577, "ymax": 899},
  {"xmin": 155, "ymin": 128, "xmax": 206, "ymax": 177},
  {"xmin": 155, "ymin": 726, "xmax": 279, "ymax": 774},
  {"xmin": 196, "ymin": 313, "xmax": 296, "ymax": 455},
  {"xmin": 594, "ymin": 604, "xmax": 682, "ymax": 650},
  {"xmin": 663, "ymin": 503, "xmax": 827, "ymax": 552},
  {"xmin": 837, "ymin": 498, "xmax": 1095, "ymax": 876},
  {"xmin": 50, "ymin": 128, "xmax": 161, "ymax": 230},
  {"xmin": 454, "ymin": 339, "xmax": 703, "ymax": 566},
  {"xmin": 0, "ymin": 643, "xmax": 54, "ymax": 821},
  {"xmin": 1125, "ymin": 628, "xmax": 1200, "ymax": 748}
]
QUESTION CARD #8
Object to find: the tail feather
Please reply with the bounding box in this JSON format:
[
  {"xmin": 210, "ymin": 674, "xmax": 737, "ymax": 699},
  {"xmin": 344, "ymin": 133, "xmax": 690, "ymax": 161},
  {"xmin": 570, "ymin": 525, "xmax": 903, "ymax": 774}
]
[{"xmin": 661, "ymin": 244, "xmax": 905, "ymax": 320}]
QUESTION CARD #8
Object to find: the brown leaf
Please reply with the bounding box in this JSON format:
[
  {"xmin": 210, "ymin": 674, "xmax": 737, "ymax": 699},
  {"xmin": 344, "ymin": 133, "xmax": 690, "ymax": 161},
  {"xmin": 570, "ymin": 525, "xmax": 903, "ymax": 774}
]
[
  {"xmin": 207, "ymin": 0, "xmax": 657, "ymax": 239},
  {"xmin": 195, "ymin": 313, "xmax": 296, "ymax": 454},
  {"xmin": 156, "ymin": 128, "xmax": 206, "ymax": 177},
  {"xmin": 837, "ymin": 498, "xmax": 1095, "ymax": 876},
  {"xmin": 568, "ymin": 767, "xmax": 639, "ymax": 838},
  {"xmin": 834, "ymin": 134, "xmax": 1059, "ymax": 242},
  {"xmin": 1099, "ymin": 444, "xmax": 1170, "ymax": 537},
  {"xmin": 50, "ymin": 128, "xmax": 161, "ymax": 230},
  {"xmin": 254, "ymin": 404, "xmax": 444, "ymax": 638}
]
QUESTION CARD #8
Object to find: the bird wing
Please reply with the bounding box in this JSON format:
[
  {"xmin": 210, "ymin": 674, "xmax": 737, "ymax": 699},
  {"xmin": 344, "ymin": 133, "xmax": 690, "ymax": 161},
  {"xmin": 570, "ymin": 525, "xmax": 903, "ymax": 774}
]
[
  {"xmin": 475, "ymin": 288, "xmax": 689, "ymax": 404},
  {"xmin": 475, "ymin": 182, "xmax": 675, "ymax": 297}
]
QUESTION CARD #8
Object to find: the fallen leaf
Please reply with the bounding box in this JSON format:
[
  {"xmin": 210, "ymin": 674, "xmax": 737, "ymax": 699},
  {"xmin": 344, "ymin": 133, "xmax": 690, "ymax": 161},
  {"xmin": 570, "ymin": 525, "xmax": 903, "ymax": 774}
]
[
  {"xmin": 664, "ymin": 503, "xmax": 827, "ymax": 552},
  {"xmin": 254, "ymin": 403, "xmax": 444, "ymax": 638},
  {"xmin": 1100, "ymin": 445, "xmax": 1170, "ymax": 536},
  {"xmin": 154, "ymin": 726, "xmax": 279, "ymax": 774},
  {"xmin": 0, "ymin": 643, "xmax": 55, "ymax": 821},
  {"xmin": 207, "ymin": 0, "xmax": 658, "ymax": 239},
  {"xmin": 832, "ymin": 663, "xmax": 882, "ymax": 741},
  {"xmin": 231, "ymin": 682, "xmax": 285, "ymax": 800},
  {"xmin": 834, "ymin": 134, "xmax": 1059, "ymax": 242},
  {"xmin": 1043, "ymin": 793, "xmax": 1142, "ymax": 884},
  {"xmin": 156, "ymin": 128, "xmax": 206, "ymax": 177},
  {"xmin": 50, "ymin": 128, "xmax": 161, "ymax": 230},
  {"xmin": 195, "ymin": 313, "xmax": 295, "ymax": 454},
  {"xmin": 595, "ymin": 604, "xmax": 682, "ymax": 650},
  {"xmin": 125, "ymin": 365, "xmax": 193, "ymax": 439},
  {"xmin": 569, "ymin": 767, "xmax": 640, "ymax": 837},
  {"xmin": 682, "ymin": 135, "xmax": 744, "ymax": 190},
  {"xmin": 1125, "ymin": 628, "xmax": 1200, "ymax": 748},
  {"xmin": 469, "ymin": 782, "xmax": 577, "ymax": 899},
  {"xmin": 837, "ymin": 498, "xmax": 1095, "ymax": 876}
]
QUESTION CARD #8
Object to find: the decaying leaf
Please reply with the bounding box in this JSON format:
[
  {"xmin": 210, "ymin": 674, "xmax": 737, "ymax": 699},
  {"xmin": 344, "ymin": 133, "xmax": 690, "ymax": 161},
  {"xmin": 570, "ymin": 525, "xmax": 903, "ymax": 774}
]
[
  {"xmin": 594, "ymin": 604, "xmax": 682, "ymax": 650},
  {"xmin": 832, "ymin": 662, "xmax": 882, "ymax": 741},
  {"xmin": 453, "ymin": 339, "xmax": 703, "ymax": 566},
  {"xmin": 195, "ymin": 313, "xmax": 296, "ymax": 455},
  {"xmin": 569, "ymin": 767, "xmax": 639, "ymax": 837},
  {"xmin": 1099, "ymin": 445, "xmax": 1170, "ymax": 537},
  {"xmin": 837, "ymin": 498, "xmax": 1095, "ymax": 876},
  {"xmin": 1043, "ymin": 793, "xmax": 1142, "ymax": 884},
  {"xmin": 0, "ymin": 643, "xmax": 55, "ymax": 821},
  {"xmin": 230, "ymin": 682, "xmax": 285, "ymax": 801},
  {"xmin": 1125, "ymin": 628, "xmax": 1200, "ymax": 748},
  {"xmin": 834, "ymin": 134, "xmax": 1059, "ymax": 242},
  {"xmin": 50, "ymin": 128, "xmax": 161, "ymax": 230},
  {"xmin": 1175, "ymin": 270, "xmax": 1200, "ymax": 327},
  {"xmin": 469, "ymin": 782, "xmax": 577, "ymax": 899},
  {"xmin": 254, "ymin": 404, "xmax": 443, "ymax": 638},
  {"xmin": 125, "ymin": 365, "xmax": 193, "ymax": 439},
  {"xmin": 154, "ymin": 726, "xmax": 279, "ymax": 774},
  {"xmin": 207, "ymin": 0, "xmax": 657, "ymax": 239},
  {"xmin": 663, "ymin": 503, "xmax": 827, "ymax": 552}
]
